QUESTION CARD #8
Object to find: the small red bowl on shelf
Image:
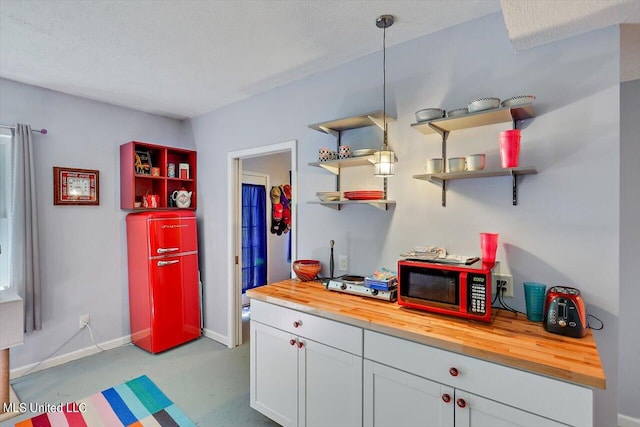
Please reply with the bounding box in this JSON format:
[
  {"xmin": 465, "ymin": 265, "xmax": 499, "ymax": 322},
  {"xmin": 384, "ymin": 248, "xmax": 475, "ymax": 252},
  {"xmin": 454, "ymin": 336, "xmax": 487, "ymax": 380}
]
[{"xmin": 293, "ymin": 260, "xmax": 321, "ymax": 281}]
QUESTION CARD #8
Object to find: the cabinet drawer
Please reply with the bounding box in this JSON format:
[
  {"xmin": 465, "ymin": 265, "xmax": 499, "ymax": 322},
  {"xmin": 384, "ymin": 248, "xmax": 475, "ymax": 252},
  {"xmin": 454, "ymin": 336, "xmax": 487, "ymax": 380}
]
[
  {"xmin": 364, "ymin": 330, "xmax": 592, "ymax": 427},
  {"xmin": 251, "ymin": 299, "xmax": 363, "ymax": 356}
]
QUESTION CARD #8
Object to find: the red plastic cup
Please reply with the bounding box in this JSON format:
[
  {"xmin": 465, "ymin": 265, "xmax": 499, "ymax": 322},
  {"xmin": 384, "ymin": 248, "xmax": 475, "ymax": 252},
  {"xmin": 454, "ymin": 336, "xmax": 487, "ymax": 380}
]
[
  {"xmin": 480, "ymin": 233, "xmax": 499, "ymax": 262},
  {"xmin": 499, "ymin": 129, "xmax": 521, "ymax": 168}
]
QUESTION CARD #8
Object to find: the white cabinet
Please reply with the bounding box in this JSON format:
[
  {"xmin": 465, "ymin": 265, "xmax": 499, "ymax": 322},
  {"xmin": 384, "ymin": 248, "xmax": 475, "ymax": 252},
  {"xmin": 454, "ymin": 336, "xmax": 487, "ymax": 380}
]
[
  {"xmin": 365, "ymin": 360, "xmax": 565, "ymax": 427},
  {"xmin": 250, "ymin": 299, "xmax": 363, "ymax": 427},
  {"xmin": 364, "ymin": 330, "xmax": 591, "ymax": 427},
  {"xmin": 364, "ymin": 359, "xmax": 452, "ymax": 427},
  {"xmin": 249, "ymin": 298, "xmax": 595, "ymax": 427},
  {"xmin": 250, "ymin": 321, "xmax": 299, "ymax": 426},
  {"xmin": 457, "ymin": 391, "xmax": 565, "ymax": 427}
]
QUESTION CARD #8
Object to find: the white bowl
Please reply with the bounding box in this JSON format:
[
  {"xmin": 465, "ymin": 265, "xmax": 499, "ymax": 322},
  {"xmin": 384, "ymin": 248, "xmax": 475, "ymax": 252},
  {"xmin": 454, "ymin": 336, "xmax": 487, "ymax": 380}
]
[
  {"xmin": 352, "ymin": 148, "xmax": 377, "ymax": 157},
  {"xmin": 468, "ymin": 97, "xmax": 500, "ymax": 113},
  {"xmin": 501, "ymin": 95, "xmax": 536, "ymax": 107},
  {"xmin": 317, "ymin": 192, "xmax": 340, "ymax": 202},
  {"xmin": 447, "ymin": 108, "xmax": 468, "ymax": 118},
  {"xmin": 415, "ymin": 108, "xmax": 445, "ymax": 122}
]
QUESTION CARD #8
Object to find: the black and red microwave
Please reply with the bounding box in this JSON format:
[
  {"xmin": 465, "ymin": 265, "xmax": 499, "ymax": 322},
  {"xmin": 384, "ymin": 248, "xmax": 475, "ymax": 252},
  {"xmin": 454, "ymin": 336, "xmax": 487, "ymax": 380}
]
[{"xmin": 397, "ymin": 259, "xmax": 496, "ymax": 322}]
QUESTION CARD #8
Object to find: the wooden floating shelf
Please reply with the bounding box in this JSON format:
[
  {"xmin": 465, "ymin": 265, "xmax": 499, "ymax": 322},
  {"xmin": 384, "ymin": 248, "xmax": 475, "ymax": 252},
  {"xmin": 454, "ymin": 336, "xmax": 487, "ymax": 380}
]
[
  {"xmin": 413, "ymin": 167, "xmax": 538, "ymax": 182},
  {"xmin": 413, "ymin": 167, "xmax": 537, "ymax": 206},
  {"xmin": 411, "ymin": 104, "xmax": 535, "ymax": 135},
  {"xmin": 308, "ymin": 199, "xmax": 396, "ymax": 211},
  {"xmin": 309, "ymin": 110, "xmax": 396, "ymax": 135},
  {"xmin": 308, "ymin": 156, "xmax": 375, "ymax": 175}
]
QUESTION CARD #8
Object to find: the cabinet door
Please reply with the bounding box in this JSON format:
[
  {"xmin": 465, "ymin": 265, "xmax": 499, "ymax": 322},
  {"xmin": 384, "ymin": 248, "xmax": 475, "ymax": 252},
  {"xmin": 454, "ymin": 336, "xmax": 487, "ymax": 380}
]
[
  {"xmin": 455, "ymin": 391, "xmax": 566, "ymax": 427},
  {"xmin": 250, "ymin": 321, "xmax": 299, "ymax": 427},
  {"xmin": 364, "ymin": 360, "xmax": 453, "ymax": 427},
  {"xmin": 301, "ymin": 338, "xmax": 362, "ymax": 427}
]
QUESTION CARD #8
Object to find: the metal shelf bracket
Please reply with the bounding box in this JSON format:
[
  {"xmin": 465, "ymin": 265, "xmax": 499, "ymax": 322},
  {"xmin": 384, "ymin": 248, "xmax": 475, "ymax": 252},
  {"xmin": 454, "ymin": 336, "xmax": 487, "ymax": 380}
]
[
  {"xmin": 512, "ymin": 172, "xmax": 518, "ymax": 205},
  {"xmin": 319, "ymin": 125, "xmax": 340, "ymax": 139},
  {"xmin": 367, "ymin": 115, "xmax": 385, "ymax": 131},
  {"xmin": 436, "ymin": 130, "xmax": 450, "ymax": 207}
]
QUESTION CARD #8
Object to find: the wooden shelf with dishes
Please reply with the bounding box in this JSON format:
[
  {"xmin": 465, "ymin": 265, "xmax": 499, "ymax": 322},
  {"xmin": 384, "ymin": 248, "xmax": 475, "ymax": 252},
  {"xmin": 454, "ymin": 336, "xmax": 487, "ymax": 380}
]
[
  {"xmin": 308, "ymin": 155, "xmax": 376, "ymax": 174},
  {"xmin": 413, "ymin": 167, "xmax": 538, "ymax": 182},
  {"xmin": 308, "ymin": 110, "xmax": 396, "ymax": 211},
  {"xmin": 308, "ymin": 199, "xmax": 396, "ymax": 210},
  {"xmin": 411, "ymin": 102, "xmax": 537, "ymax": 206},
  {"xmin": 410, "ymin": 103, "xmax": 535, "ymax": 135},
  {"xmin": 120, "ymin": 141, "xmax": 197, "ymax": 210}
]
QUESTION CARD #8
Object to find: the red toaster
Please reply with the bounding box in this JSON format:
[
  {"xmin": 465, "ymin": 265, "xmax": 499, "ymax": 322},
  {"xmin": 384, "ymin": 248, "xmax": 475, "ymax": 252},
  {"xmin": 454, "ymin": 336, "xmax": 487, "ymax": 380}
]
[{"xmin": 543, "ymin": 286, "xmax": 588, "ymax": 338}]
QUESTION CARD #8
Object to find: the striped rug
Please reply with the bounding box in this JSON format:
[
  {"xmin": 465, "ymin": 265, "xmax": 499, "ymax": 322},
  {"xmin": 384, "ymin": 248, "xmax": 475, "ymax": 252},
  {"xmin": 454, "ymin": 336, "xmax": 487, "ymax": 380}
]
[{"xmin": 15, "ymin": 375, "xmax": 195, "ymax": 427}]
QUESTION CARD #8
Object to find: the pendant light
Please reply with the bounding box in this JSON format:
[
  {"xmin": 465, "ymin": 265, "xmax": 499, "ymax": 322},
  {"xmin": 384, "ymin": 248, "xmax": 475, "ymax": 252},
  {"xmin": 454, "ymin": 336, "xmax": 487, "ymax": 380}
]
[{"xmin": 373, "ymin": 14, "xmax": 395, "ymax": 177}]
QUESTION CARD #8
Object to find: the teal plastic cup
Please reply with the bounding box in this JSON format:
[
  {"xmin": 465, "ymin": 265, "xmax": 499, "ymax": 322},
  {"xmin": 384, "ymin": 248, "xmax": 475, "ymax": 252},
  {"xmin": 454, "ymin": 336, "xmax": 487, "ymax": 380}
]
[{"xmin": 523, "ymin": 282, "xmax": 546, "ymax": 322}]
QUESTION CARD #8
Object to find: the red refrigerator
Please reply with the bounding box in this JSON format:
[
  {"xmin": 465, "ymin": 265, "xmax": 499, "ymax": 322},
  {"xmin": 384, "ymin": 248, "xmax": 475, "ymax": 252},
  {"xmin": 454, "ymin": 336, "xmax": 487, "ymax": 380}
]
[{"xmin": 126, "ymin": 210, "xmax": 201, "ymax": 353}]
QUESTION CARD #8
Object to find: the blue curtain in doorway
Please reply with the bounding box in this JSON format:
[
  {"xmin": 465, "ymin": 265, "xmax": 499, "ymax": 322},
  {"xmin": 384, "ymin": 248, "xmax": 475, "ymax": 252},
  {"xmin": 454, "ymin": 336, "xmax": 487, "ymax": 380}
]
[{"xmin": 242, "ymin": 183, "xmax": 267, "ymax": 293}]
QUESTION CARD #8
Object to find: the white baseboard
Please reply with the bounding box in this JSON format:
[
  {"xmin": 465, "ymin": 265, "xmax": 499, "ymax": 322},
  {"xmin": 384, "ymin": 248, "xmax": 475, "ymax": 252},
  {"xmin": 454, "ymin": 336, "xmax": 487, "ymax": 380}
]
[
  {"xmin": 9, "ymin": 330, "xmax": 231, "ymax": 380},
  {"xmin": 9, "ymin": 334, "xmax": 131, "ymax": 380},
  {"xmin": 619, "ymin": 414, "xmax": 640, "ymax": 427},
  {"xmin": 202, "ymin": 328, "xmax": 230, "ymax": 347}
]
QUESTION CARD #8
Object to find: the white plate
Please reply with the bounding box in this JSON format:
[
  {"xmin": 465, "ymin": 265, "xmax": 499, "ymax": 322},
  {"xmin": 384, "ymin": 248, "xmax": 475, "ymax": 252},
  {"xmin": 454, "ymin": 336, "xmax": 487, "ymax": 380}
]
[
  {"xmin": 317, "ymin": 195, "xmax": 341, "ymax": 201},
  {"xmin": 415, "ymin": 108, "xmax": 445, "ymax": 122},
  {"xmin": 352, "ymin": 149, "xmax": 377, "ymax": 157},
  {"xmin": 447, "ymin": 108, "xmax": 468, "ymax": 117},
  {"xmin": 501, "ymin": 95, "xmax": 536, "ymax": 107},
  {"xmin": 468, "ymin": 97, "xmax": 500, "ymax": 113}
]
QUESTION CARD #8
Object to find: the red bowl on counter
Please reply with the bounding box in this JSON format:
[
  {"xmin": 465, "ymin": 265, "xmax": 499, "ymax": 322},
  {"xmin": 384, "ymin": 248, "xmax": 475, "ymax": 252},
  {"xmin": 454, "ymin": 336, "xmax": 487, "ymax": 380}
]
[{"xmin": 293, "ymin": 260, "xmax": 321, "ymax": 281}]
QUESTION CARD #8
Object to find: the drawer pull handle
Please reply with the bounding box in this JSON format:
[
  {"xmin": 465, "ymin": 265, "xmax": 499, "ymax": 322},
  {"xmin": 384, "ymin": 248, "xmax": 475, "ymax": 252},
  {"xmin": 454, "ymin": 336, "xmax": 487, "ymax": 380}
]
[
  {"xmin": 456, "ymin": 398, "xmax": 467, "ymax": 408},
  {"xmin": 449, "ymin": 367, "xmax": 459, "ymax": 377},
  {"xmin": 289, "ymin": 339, "xmax": 296, "ymax": 346},
  {"xmin": 297, "ymin": 341, "xmax": 304, "ymax": 349},
  {"xmin": 441, "ymin": 394, "xmax": 451, "ymax": 403},
  {"xmin": 293, "ymin": 321, "xmax": 301, "ymax": 328},
  {"xmin": 157, "ymin": 247, "xmax": 179, "ymax": 254}
]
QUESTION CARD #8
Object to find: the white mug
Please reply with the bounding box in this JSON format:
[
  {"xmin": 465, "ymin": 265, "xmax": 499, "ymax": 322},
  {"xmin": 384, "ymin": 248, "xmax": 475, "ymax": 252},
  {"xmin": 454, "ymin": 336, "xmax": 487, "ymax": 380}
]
[
  {"xmin": 448, "ymin": 157, "xmax": 466, "ymax": 172},
  {"xmin": 339, "ymin": 145, "xmax": 351, "ymax": 154},
  {"xmin": 465, "ymin": 154, "xmax": 486, "ymax": 171},
  {"xmin": 338, "ymin": 145, "xmax": 352, "ymax": 159},
  {"xmin": 425, "ymin": 158, "xmax": 444, "ymax": 174}
]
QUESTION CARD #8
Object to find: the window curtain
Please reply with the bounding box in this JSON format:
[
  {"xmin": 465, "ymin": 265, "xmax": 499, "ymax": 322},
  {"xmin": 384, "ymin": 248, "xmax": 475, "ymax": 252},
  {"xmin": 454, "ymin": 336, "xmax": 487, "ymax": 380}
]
[
  {"xmin": 9, "ymin": 124, "xmax": 41, "ymax": 332},
  {"xmin": 242, "ymin": 183, "xmax": 267, "ymax": 293}
]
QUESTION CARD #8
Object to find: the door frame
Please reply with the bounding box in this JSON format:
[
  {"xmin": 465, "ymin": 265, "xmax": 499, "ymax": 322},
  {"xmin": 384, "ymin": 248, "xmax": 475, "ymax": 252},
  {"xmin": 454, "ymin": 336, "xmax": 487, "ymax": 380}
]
[{"xmin": 227, "ymin": 140, "xmax": 297, "ymax": 347}]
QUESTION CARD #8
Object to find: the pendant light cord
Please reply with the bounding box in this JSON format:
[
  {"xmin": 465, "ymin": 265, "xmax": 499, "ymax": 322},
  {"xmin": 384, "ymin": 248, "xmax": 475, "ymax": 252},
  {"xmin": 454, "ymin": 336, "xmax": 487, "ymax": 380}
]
[{"xmin": 382, "ymin": 23, "xmax": 387, "ymax": 147}]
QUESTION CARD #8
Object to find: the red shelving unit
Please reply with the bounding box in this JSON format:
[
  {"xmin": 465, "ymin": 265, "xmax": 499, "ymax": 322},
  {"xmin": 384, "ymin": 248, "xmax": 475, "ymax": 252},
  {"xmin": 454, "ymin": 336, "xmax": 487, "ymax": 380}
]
[{"xmin": 120, "ymin": 141, "xmax": 197, "ymax": 210}]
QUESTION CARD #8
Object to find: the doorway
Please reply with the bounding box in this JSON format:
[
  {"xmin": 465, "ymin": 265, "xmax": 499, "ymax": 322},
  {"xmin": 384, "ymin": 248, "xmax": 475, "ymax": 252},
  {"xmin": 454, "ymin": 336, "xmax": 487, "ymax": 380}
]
[
  {"xmin": 227, "ymin": 140, "xmax": 297, "ymax": 347},
  {"xmin": 241, "ymin": 171, "xmax": 269, "ymax": 307}
]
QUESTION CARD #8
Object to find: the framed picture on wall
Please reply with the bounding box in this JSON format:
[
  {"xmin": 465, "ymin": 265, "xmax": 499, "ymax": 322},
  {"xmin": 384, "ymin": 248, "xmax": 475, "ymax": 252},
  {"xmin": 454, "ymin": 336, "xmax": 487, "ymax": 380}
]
[{"xmin": 53, "ymin": 167, "xmax": 100, "ymax": 205}]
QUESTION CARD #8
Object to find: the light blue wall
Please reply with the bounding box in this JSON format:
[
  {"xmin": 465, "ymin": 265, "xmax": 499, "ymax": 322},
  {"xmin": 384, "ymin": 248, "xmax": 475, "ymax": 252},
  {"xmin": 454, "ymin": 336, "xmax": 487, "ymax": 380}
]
[
  {"xmin": 0, "ymin": 77, "xmax": 188, "ymax": 368},
  {"xmin": 619, "ymin": 78, "xmax": 640, "ymax": 421},
  {"xmin": 189, "ymin": 13, "xmax": 620, "ymax": 425}
]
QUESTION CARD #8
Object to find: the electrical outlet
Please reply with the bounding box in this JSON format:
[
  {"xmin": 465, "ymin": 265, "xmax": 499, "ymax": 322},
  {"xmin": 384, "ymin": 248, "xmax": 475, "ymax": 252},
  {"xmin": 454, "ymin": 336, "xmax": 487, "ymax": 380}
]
[
  {"xmin": 79, "ymin": 314, "xmax": 90, "ymax": 329},
  {"xmin": 338, "ymin": 255, "xmax": 348, "ymax": 271},
  {"xmin": 492, "ymin": 274, "xmax": 514, "ymax": 298}
]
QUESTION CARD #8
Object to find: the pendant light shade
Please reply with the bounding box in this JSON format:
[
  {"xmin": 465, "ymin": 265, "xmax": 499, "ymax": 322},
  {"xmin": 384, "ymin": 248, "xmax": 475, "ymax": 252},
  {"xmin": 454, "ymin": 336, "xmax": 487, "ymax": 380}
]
[
  {"xmin": 373, "ymin": 14, "xmax": 395, "ymax": 177},
  {"xmin": 373, "ymin": 148, "xmax": 395, "ymax": 177}
]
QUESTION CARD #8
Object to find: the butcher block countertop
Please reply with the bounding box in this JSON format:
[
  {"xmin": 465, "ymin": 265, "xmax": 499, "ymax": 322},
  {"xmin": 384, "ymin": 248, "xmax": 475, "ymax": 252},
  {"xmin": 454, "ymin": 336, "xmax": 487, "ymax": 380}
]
[{"xmin": 246, "ymin": 279, "xmax": 605, "ymax": 390}]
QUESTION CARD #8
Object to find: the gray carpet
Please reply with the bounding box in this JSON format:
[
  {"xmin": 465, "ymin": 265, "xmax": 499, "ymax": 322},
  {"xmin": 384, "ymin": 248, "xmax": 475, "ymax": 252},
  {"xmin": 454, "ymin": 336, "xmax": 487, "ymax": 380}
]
[{"xmin": 2, "ymin": 313, "xmax": 278, "ymax": 426}]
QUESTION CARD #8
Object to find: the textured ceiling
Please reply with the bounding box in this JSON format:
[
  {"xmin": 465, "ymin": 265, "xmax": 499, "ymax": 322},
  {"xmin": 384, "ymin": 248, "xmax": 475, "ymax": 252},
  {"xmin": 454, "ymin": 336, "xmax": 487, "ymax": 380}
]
[
  {"xmin": 0, "ymin": 0, "xmax": 638, "ymax": 120},
  {"xmin": 501, "ymin": 0, "xmax": 640, "ymax": 50}
]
